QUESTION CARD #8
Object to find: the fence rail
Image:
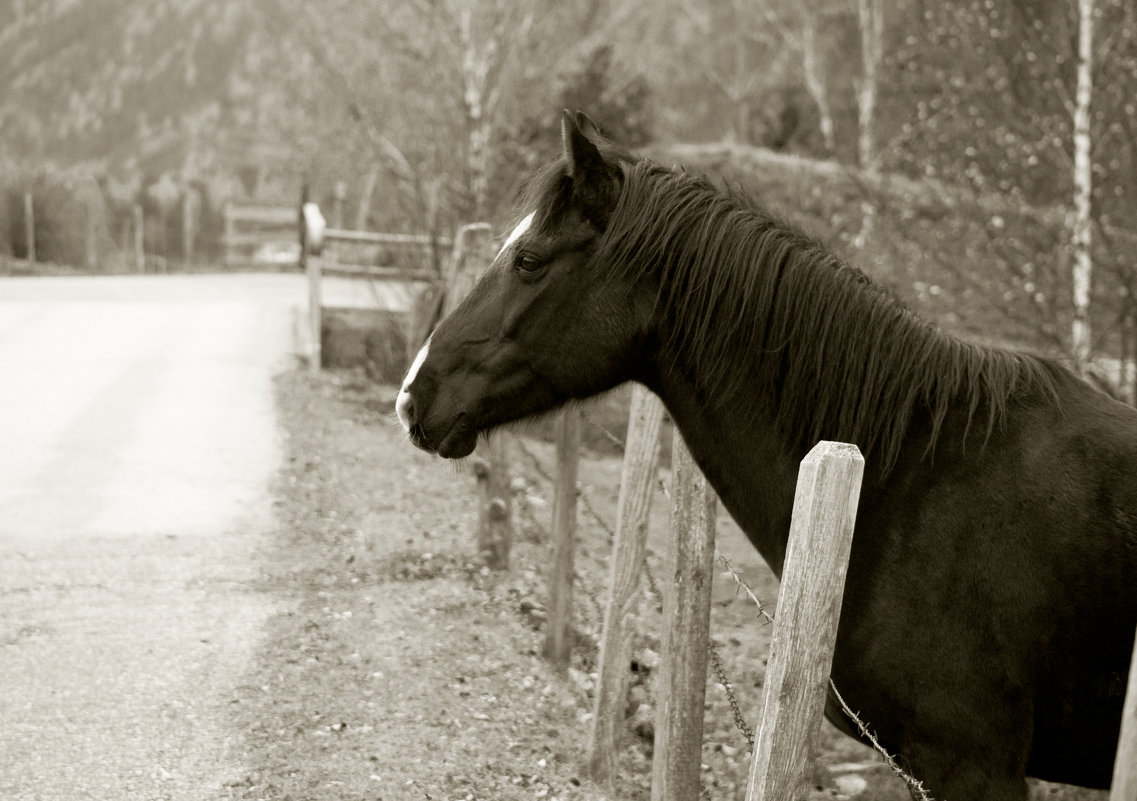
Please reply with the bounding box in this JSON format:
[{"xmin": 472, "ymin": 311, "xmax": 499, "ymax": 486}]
[
  {"xmin": 307, "ymin": 259, "xmax": 436, "ymax": 282},
  {"xmin": 223, "ymin": 203, "xmax": 296, "ymax": 268},
  {"xmin": 323, "ymin": 227, "xmax": 449, "ymax": 248}
]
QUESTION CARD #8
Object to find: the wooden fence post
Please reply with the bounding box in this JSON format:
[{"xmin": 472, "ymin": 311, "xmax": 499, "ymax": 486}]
[
  {"xmin": 1112, "ymin": 627, "xmax": 1137, "ymax": 801},
  {"xmin": 745, "ymin": 441, "xmax": 863, "ymax": 801},
  {"xmin": 23, "ymin": 192, "xmax": 35, "ymax": 265},
  {"xmin": 543, "ymin": 408, "xmax": 581, "ymax": 670},
  {"xmin": 443, "ymin": 223, "xmax": 512, "ymax": 571},
  {"xmin": 84, "ymin": 198, "xmax": 98, "ymax": 272},
  {"xmin": 222, "ymin": 201, "xmax": 234, "ymax": 268},
  {"xmin": 588, "ymin": 386, "xmax": 665, "ymax": 790},
  {"xmin": 303, "ymin": 210, "xmax": 320, "ymax": 372},
  {"xmin": 355, "ymin": 167, "xmax": 379, "ymax": 232},
  {"xmin": 652, "ymin": 430, "xmax": 717, "ymax": 801},
  {"xmin": 473, "ymin": 443, "xmax": 512, "ymax": 568},
  {"xmin": 332, "ymin": 180, "xmax": 346, "ymax": 230},
  {"xmin": 182, "ymin": 188, "xmax": 195, "ymax": 268},
  {"xmin": 133, "ymin": 204, "xmax": 145, "ymax": 273}
]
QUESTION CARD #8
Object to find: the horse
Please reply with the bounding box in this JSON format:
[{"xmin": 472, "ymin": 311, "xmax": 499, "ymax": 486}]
[{"xmin": 396, "ymin": 111, "xmax": 1137, "ymax": 799}]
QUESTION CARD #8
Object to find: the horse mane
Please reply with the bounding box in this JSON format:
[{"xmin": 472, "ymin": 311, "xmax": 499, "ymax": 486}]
[{"xmin": 570, "ymin": 158, "xmax": 1060, "ymax": 474}]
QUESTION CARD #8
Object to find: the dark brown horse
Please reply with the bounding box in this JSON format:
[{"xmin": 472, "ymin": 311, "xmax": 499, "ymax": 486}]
[{"xmin": 396, "ymin": 111, "xmax": 1137, "ymax": 799}]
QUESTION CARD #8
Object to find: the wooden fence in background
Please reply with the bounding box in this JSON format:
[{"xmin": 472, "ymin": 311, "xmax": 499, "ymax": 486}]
[
  {"xmin": 301, "ymin": 209, "xmax": 509, "ymax": 569},
  {"xmin": 223, "ymin": 203, "xmax": 297, "ymax": 268}
]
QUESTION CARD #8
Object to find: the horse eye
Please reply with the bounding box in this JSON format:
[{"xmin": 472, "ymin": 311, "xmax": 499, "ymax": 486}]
[{"xmin": 515, "ymin": 253, "xmax": 543, "ymax": 274}]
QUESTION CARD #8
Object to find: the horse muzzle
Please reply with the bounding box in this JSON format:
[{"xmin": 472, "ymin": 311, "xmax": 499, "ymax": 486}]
[{"xmin": 396, "ymin": 384, "xmax": 478, "ymax": 459}]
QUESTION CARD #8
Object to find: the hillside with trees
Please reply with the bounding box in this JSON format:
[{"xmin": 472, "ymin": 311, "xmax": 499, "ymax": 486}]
[{"xmin": 1, "ymin": 0, "xmax": 1135, "ymax": 391}]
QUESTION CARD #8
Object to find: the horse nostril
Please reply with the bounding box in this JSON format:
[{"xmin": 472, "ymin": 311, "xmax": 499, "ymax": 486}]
[{"xmin": 395, "ymin": 388, "xmax": 415, "ymax": 431}]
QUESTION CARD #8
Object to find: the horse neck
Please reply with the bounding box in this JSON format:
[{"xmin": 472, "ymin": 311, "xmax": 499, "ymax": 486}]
[{"xmin": 645, "ymin": 356, "xmax": 801, "ymax": 577}]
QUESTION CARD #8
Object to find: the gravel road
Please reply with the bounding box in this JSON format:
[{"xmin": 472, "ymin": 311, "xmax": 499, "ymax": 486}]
[{"xmin": 0, "ymin": 274, "xmax": 314, "ymax": 800}]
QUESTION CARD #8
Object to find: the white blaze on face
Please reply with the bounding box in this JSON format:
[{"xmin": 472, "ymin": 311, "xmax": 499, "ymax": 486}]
[
  {"xmin": 497, "ymin": 211, "xmax": 535, "ymax": 260},
  {"xmin": 396, "ymin": 335, "xmax": 431, "ymax": 432},
  {"xmin": 396, "ymin": 213, "xmax": 534, "ymax": 434}
]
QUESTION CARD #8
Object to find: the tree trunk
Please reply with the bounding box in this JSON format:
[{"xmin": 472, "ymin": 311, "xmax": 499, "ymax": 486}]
[
  {"xmin": 459, "ymin": 8, "xmax": 494, "ymax": 220},
  {"xmin": 1119, "ymin": 297, "xmax": 1135, "ymax": 404},
  {"xmin": 182, "ymin": 189, "xmax": 195, "ymax": 268},
  {"xmin": 801, "ymin": 16, "xmax": 836, "ymax": 155},
  {"xmin": 24, "ymin": 192, "xmax": 35, "ymax": 264},
  {"xmin": 354, "ymin": 167, "xmax": 379, "ymax": 232},
  {"xmin": 853, "ymin": 0, "xmax": 883, "ymax": 250},
  {"xmin": 1071, "ymin": 0, "xmax": 1095, "ymax": 374}
]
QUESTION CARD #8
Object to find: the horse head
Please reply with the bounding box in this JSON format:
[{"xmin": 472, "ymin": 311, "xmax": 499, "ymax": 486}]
[{"xmin": 396, "ymin": 111, "xmax": 649, "ymax": 457}]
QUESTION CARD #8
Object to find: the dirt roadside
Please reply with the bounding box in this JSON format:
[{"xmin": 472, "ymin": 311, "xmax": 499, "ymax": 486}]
[{"xmin": 226, "ymin": 369, "xmax": 928, "ymax": 801}]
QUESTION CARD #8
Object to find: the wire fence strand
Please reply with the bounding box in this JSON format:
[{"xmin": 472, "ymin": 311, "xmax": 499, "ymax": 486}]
[{"xmin": 511, "ymin": 411, "xmax": 934, "ymax": 799}]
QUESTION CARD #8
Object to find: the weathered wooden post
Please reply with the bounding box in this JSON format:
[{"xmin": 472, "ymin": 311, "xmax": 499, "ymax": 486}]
[
  {"xmin": 182, "ymin": 188, "xmax": 195, "ymax": 268},
  {"xmin": 588, "ymin": 385, "xmax": 665, "ymax": 789},
  {"xmin": 222, "ymin": 201, "xmax": 234, "ymax": 269},
  {"xmin": 23, "ymin": 192, "xmax": 35, "ymax": 265},
  {"xmin": 745, "ymin": 441, "xmax": 863, "ymax": 801},
  {"xmin": 470, "ymin": 435, "xmax": 511, "ymax": 570},
  {"xmin": 1112, "ymin": 629, "xmax": 1137, "ymax": 801},
  {"xmin": 473, "ymin": 457, "xmax": 512, "ymax": 568},
  {"xmin": 332, "ymin": 180, "xmax": 346, "ymax": 230},
  {"xmin": 443, "ymin": 223, "xmax": 493, "ymax": 305},
  {"xmin": 543, "ymin": 407, "xmax": 581, "ymax": 670},
  {"xmin": 301, "ymin": 190, "xmax": 326, "ymax": 373},
  {"xmin": 355, "ymin": 168, "xmax": 379, "ymax": 232},
  {"xmin": 84, "ymin": 197, "xmax": 98, "ymax": 271},
  {"xmin": 305, "ymin": 238, "xmax": 320, "ymax": 370},
  {"xmin": 653, "ymin": 430, "xmax": 717, "ymax": 801},
  {"xmin": 444, "ymin": 223, "xmax": 512, "ymax": 571},
  {"xmin": 133, "ymin": 204, "xmax": 145, "ymax": 273}
]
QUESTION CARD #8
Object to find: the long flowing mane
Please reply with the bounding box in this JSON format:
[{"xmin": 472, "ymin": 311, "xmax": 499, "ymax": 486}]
[{"xmin": 534, "ymin": 156, "xmax": 1060, "ymax": 473}]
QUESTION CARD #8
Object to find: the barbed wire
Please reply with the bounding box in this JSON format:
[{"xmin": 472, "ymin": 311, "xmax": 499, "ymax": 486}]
[
  {"xmin": 511, "ymin": 430, "xmax": 738, "ymax": 801},
  {"xmin": 708, "ymin": 642, "xmax": 755, "ymax": 750},
  {"xmin": 573, "ymin": 411, "xmax": 935, "ymax": 797},
  {"xmin": 573, "ymin": 414, "xmax": 762, "ymax": 751},
  {"xmin": 712, "ymin": 544, "xmax": 934, "ymax": 796},
  {"xmin": 580, "ymin": 409, "xmax": 627, "ymax": 451},
  {"xmin": 715, "ymin": 553, "xmax": 774, "ymax": 626},
  {"xmin": 828, "ymin": 681, "xmax": 933, "ymax": 801},
  {"xmin": 509, "ymin": 420, "xmax": 933, "ymax": 799},
  {"xmin": 513, "ymin": 432, "xmax": 666, "ymax": 623},
  {"xmin": 514, "ymin": 486, "xmax": 606, "ymax": 629}
]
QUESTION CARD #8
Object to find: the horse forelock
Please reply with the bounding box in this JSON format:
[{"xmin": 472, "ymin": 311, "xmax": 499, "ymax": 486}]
[{"xmin": 584, "ymin": 159, "xmax": 1059, "ymax": 474}]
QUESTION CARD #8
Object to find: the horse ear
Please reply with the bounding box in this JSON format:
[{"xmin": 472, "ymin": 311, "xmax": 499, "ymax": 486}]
[
  {"xmin": 561, "ymin": 109, "xmax": 604, "ymax": 180},
  {"xmin": 574, "ymin": 111, "xmax": 603, "ymax": 141},
  {"xmin": 560, "ymin": 109, "xmax": 619, "ymax": 227}
]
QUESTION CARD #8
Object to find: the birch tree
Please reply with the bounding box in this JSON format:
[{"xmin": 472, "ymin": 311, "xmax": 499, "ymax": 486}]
[
  {"xmin": 1070, "ymin": 0, "xmax": 1095, "ymax": 373},
  {"xmin": 448, "ymin": 2, "xmax": 536, "ymax": 219},
  {"xmin": 852, "ymin": 0, "xmax": 884, "ymax": 249},
  {"xmin": 759, "ymin": 0, "xmax": 841, "ymax": 155},
  {"xmin": 680, "ymin": 0, "xmax": 787, "ymax": 145},
  {"xmin": 801, "ymin": 12, "xmax": 838, "ymax": 155}
]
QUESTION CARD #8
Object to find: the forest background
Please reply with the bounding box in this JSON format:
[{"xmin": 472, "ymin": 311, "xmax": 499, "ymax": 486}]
[{"xmin": 2, "ymin": 0, "xmax": 1136, "ymax": 387}]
